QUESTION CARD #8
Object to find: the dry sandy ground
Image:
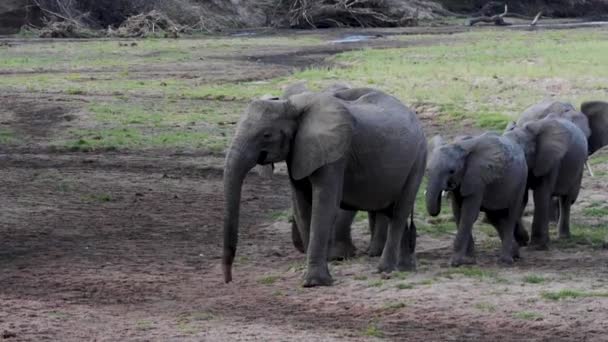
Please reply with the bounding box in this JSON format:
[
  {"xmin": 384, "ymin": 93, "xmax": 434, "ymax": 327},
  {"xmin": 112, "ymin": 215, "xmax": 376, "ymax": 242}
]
[{"xmin": 1, "ymin": 25, "xmax": 608, "ymax": 341}]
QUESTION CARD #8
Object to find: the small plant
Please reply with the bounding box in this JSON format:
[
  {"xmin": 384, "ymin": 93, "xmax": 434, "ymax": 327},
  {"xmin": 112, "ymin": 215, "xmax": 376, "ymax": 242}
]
[
  {"xmin": 541, "ymin": 289, "xmax": 608, "ymax": 301},
  {"xmin": 367, "ymin": 279, "xmax": 384, "ymax": 288},
  {"xmin": 354, "ymin": 275, "xmax": 368, "ymax": 281},
  {"xmin": 513, "ymin": 311, "xmax": 542, "ymax": 321},
  {"xmin": 474, "ymin": 302, "xmax": 496, "ymax": 313},
  {"xmin": 442, "ymin": 266, "xmax": 497, "ymax": 279},
  {"xmin": 257, "ymin": 275, "xmax": 279, "ymax": 285},
  {"xmin": 383, "ymin": 301, "xmax": 407, "ymax": 310},
  {"xmin": 136, "ymin": 320, "xmax": 154, "ymax": 331},
  {"xmin": 363, "ymin": 322, "xmax": 383, "ymax": 338},
  {"xmin": 523, "ymin": 275, "xmax": 545, "ymax": 284},
  {"xmin": 396, "ymin": 283, "xmax": 414, "ymax": 290}
]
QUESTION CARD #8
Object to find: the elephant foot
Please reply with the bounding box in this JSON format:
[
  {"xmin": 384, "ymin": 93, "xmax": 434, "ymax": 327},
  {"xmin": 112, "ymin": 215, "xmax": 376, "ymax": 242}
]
[
  {"xmin": 529, "ymin": 239, "xmax": 549, "ymax": 251},
  {"xmin": 512, "ymin": 245, "xmax": 521, "ymax": 259},
  {"xmin": 397, "ymin": 253, "xmax": 417, "ymax": 272},
  {"xmin": 498, "ymin": 255, "xmax": 514, "ymax": 266},
  {"xmin": 329, "ymin": 241, "xmax": 356, "ymax": 261},
  {"xmin": 302, "ymin": 267, "xmax": 333, "ymax": 287},
  {"xmin": 515, "ymin": 229, "xmax": 530, "ymax": 247},
  {"xmin": 368, "ymin": 243, "xmax": 384, "ymax": 257},
  {"xmin": 377, "ymin": 257, "xmax": 397, "ymax": 274},
  {"xmin": 450, "ymin": 254, "xmax": 476, "ymax": 267}
]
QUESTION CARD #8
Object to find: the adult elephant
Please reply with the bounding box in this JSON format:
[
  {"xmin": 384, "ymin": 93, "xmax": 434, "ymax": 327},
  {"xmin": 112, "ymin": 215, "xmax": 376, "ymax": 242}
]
[
  {"xmin": 284, "ymin": 82, "xmax": 391, "ymax": 261},
  {"xmin": 222, "ymin": 84, "xmax": 427, "ymax": 287},
  {"xmin": 425, "ymin": 133, "xmax": 528, "ymax": 266},
  {"xmin": 505, "ymin": 117, "xmax": 587, "ymax": 249}
]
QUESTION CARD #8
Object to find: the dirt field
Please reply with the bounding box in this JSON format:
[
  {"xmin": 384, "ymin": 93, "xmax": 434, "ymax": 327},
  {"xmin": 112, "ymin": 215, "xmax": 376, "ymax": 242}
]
[{"xmin": 1, "ymin": 25, "xmax": 608, "ymax": 341}]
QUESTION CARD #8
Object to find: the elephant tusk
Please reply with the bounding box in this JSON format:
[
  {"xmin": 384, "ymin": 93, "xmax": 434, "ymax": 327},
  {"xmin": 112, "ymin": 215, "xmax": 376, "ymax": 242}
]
[{"xmin": 585, "ymin": 161, "xmax": 594, "ymax": 177}]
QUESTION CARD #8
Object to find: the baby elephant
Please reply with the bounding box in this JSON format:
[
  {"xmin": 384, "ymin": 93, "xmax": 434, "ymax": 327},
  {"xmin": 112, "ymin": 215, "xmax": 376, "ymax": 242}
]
[{"xmin": 426, "ymin": 133, "xmax": 528, "ymax": 266}]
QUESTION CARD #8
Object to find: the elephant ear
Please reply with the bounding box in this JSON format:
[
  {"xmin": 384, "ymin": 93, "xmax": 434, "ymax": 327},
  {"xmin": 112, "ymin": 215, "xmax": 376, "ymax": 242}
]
[
  {"xmin": 281, "ymin": 81, "xmax": 309, "ymax": 99},
  {"xmin": 505, "ymin": 121, "xmax": 517, "ymax": 131},
  {"xmin": 288, "ymin": 93, "xmax": 354, "ymax": 180},
  {"xmin": 428, "ymin": 135, "xmax": 445, "ymax": 152},
  {"xmin": 459, "ymin": 135, "xmax": 507, "ymax": 196},
  {"xmin": 581, "ymin": 101, "xmax": 608, "ymax": 155},
  {"xmin": 525, "ymin": 119, "xmax": 571, "ymax": 177}
]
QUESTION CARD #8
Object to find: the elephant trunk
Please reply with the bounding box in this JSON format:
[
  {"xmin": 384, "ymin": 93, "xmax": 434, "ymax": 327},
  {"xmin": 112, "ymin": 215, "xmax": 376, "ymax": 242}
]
[
  {"xmin": 426, "ymin": 177, "xmax": 443, "ymax": 217},
  {"xmin": 222, "ymin": 140, "xmax": 258, "ymax": 283}
]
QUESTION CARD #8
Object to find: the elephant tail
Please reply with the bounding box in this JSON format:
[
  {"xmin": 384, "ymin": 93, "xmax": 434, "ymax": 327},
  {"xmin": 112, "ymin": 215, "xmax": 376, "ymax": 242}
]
[{"xmin": 409, "ymin": 205, "xmax": 417, "ymax": 251}]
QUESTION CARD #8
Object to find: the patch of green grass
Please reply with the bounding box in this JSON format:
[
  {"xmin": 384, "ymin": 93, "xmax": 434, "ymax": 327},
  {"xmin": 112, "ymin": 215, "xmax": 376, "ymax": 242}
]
[
  {"xmin": 475, "ymin": 111, "xmax": 511, "ymax": 131},
  {"xmin": 474, "ymin": 302, "xmax": 496, "ymax": 313},
  {"xmin": 257, "ymin": 275, "xmax": 279, "ymax": 285},
  {"xmin": 417, "ymin": 278, "xmax": 434, "ymax": 286},
  {"xmin": 523, "ymin": 275, "xmax": 546, "ymax": 284},
  {"xmin": 363, "ymin": 323, "xmax": 384, "ymax": 338},
  {"xmin": 582, "ymin": 206, "xmax": 608, "ymax": 217},
  {"xmin": 541, "ymin": 289, "xmax": 608, "ymax": 301},
  {"xmin": 85, "ymin": 193, "xmax": 113, "ymax": 203},
  {"xmin": 367, "ymin": 279, "xmax": 385, "ymax": 288},
  {"xmin": 396, "ymin": 283, "xmax": 414, "ymax": 290},
  {"xmin": 383, "ymin": 301, "xmax": 407, "ymax": 310},
  {"xmin": 136, "ymin": 320, "xmax": 154, "ymax": 331},
  {"xmin": 47, "ymin": 311, "xmax": 70, "ymax": 320},
  {"xmin": 269, "ymin": 209, "xmax": 292, "ymax": 222},
  {"xmin": 287, "ymin": 261, "xmax": 306, "ymax": 273},
  {"xmin": 552, "ymin": 224, "xmax": 608, "ymax": 249},
  {"xmin": 392, "ymin": 271, "xmax": 410, "ymax": 280},
  {"xmin": 0, "ymin": 128, "xmax": 15, "ymax": 144},
  {"xmin": 354, "ymin": 275, "xmax": 368, "ymax": 281},
  {"xmin": 441, "ymin": 266, "xmax": 497, "ymax": 279},
  {"xmin": 513, "ymin": 311, "xmax": 543, "ymax": 321}
]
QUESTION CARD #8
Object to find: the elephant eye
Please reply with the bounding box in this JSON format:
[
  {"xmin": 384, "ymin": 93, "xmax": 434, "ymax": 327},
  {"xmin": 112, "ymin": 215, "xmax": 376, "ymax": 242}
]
[
  {"xmin": 449, "ymin": 169, "xmax": 455, "ymax": 175},
  {"xmin": 263, "ymin": 132, "xmax": 272, "ymax": 139}
]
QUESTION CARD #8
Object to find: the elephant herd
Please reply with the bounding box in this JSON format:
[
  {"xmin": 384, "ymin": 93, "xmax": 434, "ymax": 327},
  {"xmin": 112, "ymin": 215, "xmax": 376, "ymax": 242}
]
[{"xmin": 221, "ymin": 81, "xmax": 608, "ymax": 287}]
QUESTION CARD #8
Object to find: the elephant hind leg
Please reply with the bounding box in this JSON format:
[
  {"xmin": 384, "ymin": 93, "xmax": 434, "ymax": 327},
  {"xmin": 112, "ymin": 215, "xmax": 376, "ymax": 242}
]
[
  {"xmin": 378, "ymin": 152, "xmax": 425, "ymax": 273},
  {"xmin": 368, "ymin": 212, "xmax": 389, "ymax": 257},
  {"xmin": 329, "ymin": 209, "xmax": 357, "ymax": 261},
  {"xmin": 557, "ymin": 195, "xmax": 572, "ymax": 239},
  {"xmin": 290, "ymin": 217, "xmax": 305, "ymax": 253},
  {"xmin": 485, "ymin": 209, "xmax": 518, "ymax": 264}
]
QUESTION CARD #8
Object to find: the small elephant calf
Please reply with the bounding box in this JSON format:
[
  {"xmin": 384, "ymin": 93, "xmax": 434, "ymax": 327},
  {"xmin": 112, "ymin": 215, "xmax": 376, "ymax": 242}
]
[{"xmin": 425, "ymin": 133, "xmax": 528, "ymax": 266}]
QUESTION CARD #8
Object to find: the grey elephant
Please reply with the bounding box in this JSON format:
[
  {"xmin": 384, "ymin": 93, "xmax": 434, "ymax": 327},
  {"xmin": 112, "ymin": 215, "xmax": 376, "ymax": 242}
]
[
  {"xmin": 505, "ymin": 100, "xmax": 608, "ymax": 249},
  {"xmin": 222, "ymin": 84, "xmax": 427, "ymax": 287},
  {"xmin": 284, "ymin": 82, "xmax": 390, "ymax": 261},
  {"xmin": 425, "ymin": 133, "xmax": 528, "ymax": 266},
  {"xmin": 505, "ymin": 117, "xmax": 587, "ymax": 249}
]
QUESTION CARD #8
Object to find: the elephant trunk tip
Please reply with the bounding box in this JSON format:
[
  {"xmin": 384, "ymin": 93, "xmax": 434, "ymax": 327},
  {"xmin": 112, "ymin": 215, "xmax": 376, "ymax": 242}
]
[{"xmin": 222, "ymin": 249, "xmax": 235, "ymax": 283}]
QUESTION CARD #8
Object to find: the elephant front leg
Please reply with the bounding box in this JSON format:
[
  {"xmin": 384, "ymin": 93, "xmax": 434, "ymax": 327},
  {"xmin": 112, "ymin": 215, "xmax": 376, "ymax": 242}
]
[
  {"xmin": 302, "ymin": 162, "xmax": 344, "ymax": 287},
  {"xmin": 530, "ymin": 187, "xmax": 551, "ymax": 250},
  {"xmin": 557, "ymin": 195, "xmax": 572, "ymax": 239},
  {"xmin": 451, "ymin": 195, "xmax": 482, "ymax": 267},
  {"xmin": 291, "ymin": 183, "xmax": 312, "ymax": 253},
  {"xmin": 329, "ymin": 209, "xmax": 357, "ymax": 261}
]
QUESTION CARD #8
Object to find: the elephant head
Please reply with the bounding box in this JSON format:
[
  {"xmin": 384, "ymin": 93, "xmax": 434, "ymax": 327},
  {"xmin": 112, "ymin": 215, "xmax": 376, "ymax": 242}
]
[
  {"xmin": 517, "ymin": 100, "xmax": 608, "ymax": 155},
  {"xmin": 222, "ymin": 87, "xmax": 354, "ymax": 283},
  {"xmin": 505, "ymin": 117, "xmax": 574, "ymax": 177},
  {"xmin": 425, "ymin": 134, "xmax": 506, "ymax": 216},
  {"xmin": 581, "ymin": 101, "xmax": 608, "ymax": 155}
]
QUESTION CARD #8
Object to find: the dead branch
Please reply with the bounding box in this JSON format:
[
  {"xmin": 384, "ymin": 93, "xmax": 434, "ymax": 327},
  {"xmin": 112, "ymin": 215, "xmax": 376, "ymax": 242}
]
[
  {"xmin": 468, "ymin": 4, "xmax": 512, "ymax": 26},
  {"xmin": 530, "ymin": 11, "xmax": 543, "ymax": 26}
]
